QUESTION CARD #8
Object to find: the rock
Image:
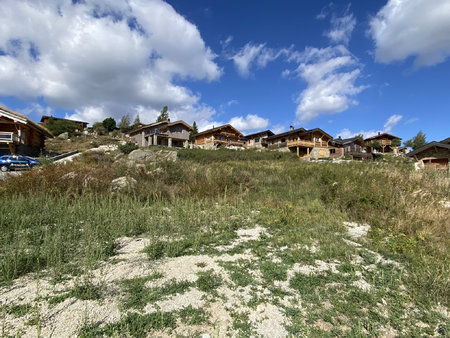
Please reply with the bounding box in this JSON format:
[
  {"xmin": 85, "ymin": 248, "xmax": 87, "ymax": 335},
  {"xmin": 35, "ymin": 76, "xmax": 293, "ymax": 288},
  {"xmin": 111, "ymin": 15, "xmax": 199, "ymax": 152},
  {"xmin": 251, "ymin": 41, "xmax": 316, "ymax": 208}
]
[
  {"xmin": 111, "ymin": 176, "xmax": 137, "ymax": 191},
  {"xmin": 57, "ymin": 132, "xmax": 69, "ymax": 140},
  {"xmin": 128, "ymin": 149, "xmax": 177, "ymax": 162},
  {"xmin": 155, "ymin": 150, "xmax": 177, "ymax": 162},
  {"xmin": 61, "ymin": 171, "xmax": 77, "ymax": 180},
  {"xmin": 128, "ymin": 149, "xmax": 156, "ymax": 161},
  {"xmin": 147, "ymin": 167, "xmax": 164, "ymax": 176},
  {"xmin": 86, "ymin": 144, "xmax": 118, "ymax": 153},
  {"xmin": 81, "ymin": 174, "xmax": 98, "ymax": 188}
]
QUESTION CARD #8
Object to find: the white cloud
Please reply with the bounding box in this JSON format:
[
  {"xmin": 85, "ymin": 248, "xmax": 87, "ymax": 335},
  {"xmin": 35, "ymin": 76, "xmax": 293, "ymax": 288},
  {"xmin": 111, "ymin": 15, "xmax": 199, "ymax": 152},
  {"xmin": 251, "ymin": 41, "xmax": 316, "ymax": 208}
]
[
  {"xmin": 383, "ymin": 114, "xmax": 402, "ymax": 133},
  {"xmin": 405, "ymin": 117, "xmax": 419, "ymax": 125},
  {"xmin": 231, "ymin": 43, "xmax": 290, "ymax": 77},
  {"xmin": 325, "ymin": 12, "xmax": 356, "ymax": 45},
  {"xmin": 369, "ymin": 0, "xmax": 450, "ymax": 67},
  {"xmin": 271, "ymin": 124, "xmax": 287, "ymax": 134},
  {"xmin": 228, "ymin": 114, "xmax": 269, "ymax": 133},
  {"xmin": 336, "ymin": 114, "xmax": 403, "ymax": 139},
  {"xmin": 0, "ymin": 0, "xmax": 222, "ymax": 124},
  {"xmin": 294, "ymin": 45, "xmax": 367, "ymax": 124}
]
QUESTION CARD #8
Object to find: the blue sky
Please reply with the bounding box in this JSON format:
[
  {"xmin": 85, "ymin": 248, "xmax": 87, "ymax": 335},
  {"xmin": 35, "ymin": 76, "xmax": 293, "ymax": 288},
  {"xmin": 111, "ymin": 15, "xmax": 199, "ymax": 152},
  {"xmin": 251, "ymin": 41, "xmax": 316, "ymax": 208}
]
[{"xmin": 0, "ymin": 0, "xmax": 449, "ymax": 142}]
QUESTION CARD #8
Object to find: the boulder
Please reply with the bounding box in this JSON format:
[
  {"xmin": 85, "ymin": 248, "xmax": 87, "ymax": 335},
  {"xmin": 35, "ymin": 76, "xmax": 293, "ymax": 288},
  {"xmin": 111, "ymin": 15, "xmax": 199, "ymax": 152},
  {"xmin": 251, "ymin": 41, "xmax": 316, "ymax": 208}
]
[
  {"xmin": 128, "ymin": 149, "xmax": 177, "ymax": 162},
  {"xmin": 155, "ymin": 150, "xmax": 177, "ymax": 162},
  {"xmin": 111, "ymin": 176, "xmax": 137, "ymax": 191},
  {"xmin": 128, "ymin": 149, "xmax": 156, "ymax": 161},
  {"xmin": 86, "ymin": 144, "xmax": 118, "ymax": 153},
  {"xmin": 57, "ymin": 132, "xmax": 69, "ymax": 140}
]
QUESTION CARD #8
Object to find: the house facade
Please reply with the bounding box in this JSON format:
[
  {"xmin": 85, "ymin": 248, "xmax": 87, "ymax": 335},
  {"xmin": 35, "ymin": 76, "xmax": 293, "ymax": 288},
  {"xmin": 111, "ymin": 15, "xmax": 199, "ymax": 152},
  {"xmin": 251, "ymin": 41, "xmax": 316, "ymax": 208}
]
[
  {"xmin": 329, "ymin": 137, "xmax": 371, "ymax": 159},
  {"xmin": 194, "ymin": 124, "xmax": 243, "ymax": 148},
  {"xmin": 406, "ymin": 137, "xmax": 450, "ymax": 170},
  {"xmin": 130, "ymin": 120, "xmax": 192, "ymax": 148},
  {"xmin": 266, "ymin": 126, "xmax": 333, "ymax": 159},
  {"xmin": 40, "ymin": 116, "xmax": 89, "ymax": 131},
  {"xmin": 364, "ymin": 132, "xmax": 401, "ymax": 153},
  {"xmin": 0, "ymin": 106, "xmax": 53, "ymax": 156},
  {"xmin": 242, "ymin": 130, "xmax": 274, "ymax": 148}
]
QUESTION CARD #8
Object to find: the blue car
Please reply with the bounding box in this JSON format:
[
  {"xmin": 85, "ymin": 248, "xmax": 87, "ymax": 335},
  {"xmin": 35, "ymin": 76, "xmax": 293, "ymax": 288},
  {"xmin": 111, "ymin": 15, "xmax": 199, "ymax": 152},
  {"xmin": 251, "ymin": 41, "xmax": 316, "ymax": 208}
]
[{"xmin": 0, "ymin": 155, "xmax": 39, "ymax": 172}]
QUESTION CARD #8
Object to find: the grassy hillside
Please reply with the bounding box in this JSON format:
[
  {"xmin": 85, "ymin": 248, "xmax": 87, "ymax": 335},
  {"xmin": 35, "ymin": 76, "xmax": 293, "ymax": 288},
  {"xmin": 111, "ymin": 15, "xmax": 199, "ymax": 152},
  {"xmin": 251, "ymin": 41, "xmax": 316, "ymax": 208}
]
[{"xmin": 0, "ymin": 146, "xmax": 448, "ymax": 336}]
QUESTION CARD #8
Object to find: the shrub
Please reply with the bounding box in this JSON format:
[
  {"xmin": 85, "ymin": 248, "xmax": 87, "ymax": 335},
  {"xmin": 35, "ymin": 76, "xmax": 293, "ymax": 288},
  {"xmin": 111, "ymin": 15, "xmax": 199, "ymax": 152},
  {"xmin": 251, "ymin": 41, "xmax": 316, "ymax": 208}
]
[
  {"xmin": 119, "ymin": 142, "xmax": 138, "ymax": 154},
  {"xmin": 45, "ymin": 118, "xmax": 80, "ymax": 137}
]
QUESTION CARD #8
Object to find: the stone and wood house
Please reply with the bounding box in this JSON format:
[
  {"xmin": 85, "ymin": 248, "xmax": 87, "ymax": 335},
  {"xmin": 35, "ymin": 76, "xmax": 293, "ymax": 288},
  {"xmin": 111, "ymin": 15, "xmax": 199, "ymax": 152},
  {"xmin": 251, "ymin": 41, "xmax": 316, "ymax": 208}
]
[
  {"xmin": 265, "ymin": 126, "xmax": 333, "ymax": 159},
  {"xmin": 194, "ymin": 124, "xmax": 244, "ymax": 149},
  {"xmin": 329, "ymin": 136, "xmax": 372, "ymax": 159},
  {"xmin": 364, "ymin": 132, "xmax": 402, "ymax": 153},
  {"xmin": 0, "ymin": 106, "xmax": 53, "ymax": 156},
  {"xmin": 130, "ymin": 120, "xmax": 192, "ymax": 148},
  {"xmin": 406, "ymin": 137, "xmax": 450, "ymax": 170},
  {"xmin": 241, "ymin": 130, "xmax": 274, "ymax": 148}
]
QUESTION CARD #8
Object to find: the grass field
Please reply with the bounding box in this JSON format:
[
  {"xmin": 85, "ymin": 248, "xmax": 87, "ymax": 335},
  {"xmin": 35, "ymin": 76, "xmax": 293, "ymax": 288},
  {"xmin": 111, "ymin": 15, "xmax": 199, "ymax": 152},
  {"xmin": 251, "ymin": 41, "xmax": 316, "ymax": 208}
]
[{"xmin": 0, "ymin": 146, "xmax": 449, "ymax": 336}]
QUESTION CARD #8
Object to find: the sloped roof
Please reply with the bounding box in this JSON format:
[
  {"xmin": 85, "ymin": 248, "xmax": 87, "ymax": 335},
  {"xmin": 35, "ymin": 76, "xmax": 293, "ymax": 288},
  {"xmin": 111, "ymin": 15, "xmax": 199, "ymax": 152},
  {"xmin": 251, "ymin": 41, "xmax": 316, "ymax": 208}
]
[
  {"xmin": 406, "ymin": 141, "xmax": 450, "ymax": 157},
  {"xmin": 242, "ymin": 130, "xmax": 274, "ymax": 139},
  {"xmin": 440, "ymin": 137, "xmax": 450, "ymax": 144},
  {"xmin": 265, "ymin": 127, "xmax": 307, "ymax": 140},
  {"xmin": 331, "ymin": 137, "xmax": 363, "ymax": 146},
  {"xmin": 130, "ymin": 119, "xmax": 192, "ymax": 135},
  {"xmin": 195, "ymin": 124, "xmax": 243, "ymax": 137},
  {"xmin": 266, "ymin": 127, "xmax": 332, "ymax": 141},
  {"xmin": 0, "ymin": 106, "xmax": 53, "ymax": 137},
  {"xmin": 364, "ymin": 133, "xmax": 401, "ymax": 142}
]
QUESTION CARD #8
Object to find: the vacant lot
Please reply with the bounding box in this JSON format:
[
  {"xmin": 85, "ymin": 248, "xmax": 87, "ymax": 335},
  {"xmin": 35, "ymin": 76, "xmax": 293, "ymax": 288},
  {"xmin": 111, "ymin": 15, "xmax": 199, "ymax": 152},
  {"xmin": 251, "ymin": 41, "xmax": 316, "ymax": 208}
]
[{"xmin": 0, "ymin": 147, "xmax": 449, "ymax": 336}]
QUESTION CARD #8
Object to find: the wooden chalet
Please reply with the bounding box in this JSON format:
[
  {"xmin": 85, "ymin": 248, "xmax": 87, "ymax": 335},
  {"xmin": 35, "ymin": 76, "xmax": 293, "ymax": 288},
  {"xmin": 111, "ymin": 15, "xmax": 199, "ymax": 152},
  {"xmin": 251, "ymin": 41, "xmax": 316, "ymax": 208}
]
[
  {"xmin": 130, "ymin": 120, "xmax": 192, "ymax": 148},
  {"xmin": 194, "ymin": 124, "xmax": 243, "ymax": 148},
  {"xmin": 242, "ymin": 130, "xmax": 274, "ymax": 148},
  {"xmin": 40, "ymin": 115, "xmax": 89, "ymax": 131},
  {"xmin": 0, "ymin": 106, "xmax": 53, "ymax": 156},
  {"xmin": 406, "ymin": 137, "xmax": 450, "ymax": 170},
  {"xmin": 266, "ymin": 126, "xmax": 333, "ymax": 159},
  {"xmin": 364, "ymin": 132, "xmax": 401, "ymax": 153},
  {"xmin": 329, "ymin": 136, "xmax": 371, "ymax": 159}
]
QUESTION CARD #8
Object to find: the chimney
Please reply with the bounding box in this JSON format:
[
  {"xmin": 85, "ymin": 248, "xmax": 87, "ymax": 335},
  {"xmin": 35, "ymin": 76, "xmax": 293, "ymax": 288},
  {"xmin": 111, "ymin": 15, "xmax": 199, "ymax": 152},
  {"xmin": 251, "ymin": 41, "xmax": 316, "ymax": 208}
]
[
  {"xmin": 289, "ymin": 125, "xmax": 294, "ymax": 131},
  {"xmin": 338, "ymin": 136, "xmax": 342, "ymax": 139},
  {"xmin": 168, "ymin": 118, "xmax": 170, "ymax": 122},
  {"xmin": 378, "ymin": 132, "xmax": 380, "ymax": 135}
]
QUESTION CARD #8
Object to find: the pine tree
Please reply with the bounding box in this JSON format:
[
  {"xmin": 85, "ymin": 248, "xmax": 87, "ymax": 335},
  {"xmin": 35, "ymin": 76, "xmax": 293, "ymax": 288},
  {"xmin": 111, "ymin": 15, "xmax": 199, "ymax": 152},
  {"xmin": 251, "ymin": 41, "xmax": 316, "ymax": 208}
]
[
  {"xmin": 404, "ymin": 131, "xmax": 426, "ymax": 150},
  {"xmin": 118, "ymin": 114, "xmax": 131, "ymax": 132},
  {"xmin": 189, "ymin": 121, "xmax": 198, "ymax": 142},
  {"xmin": 157, "ymin": 106, "xmax": 169, "ymax": 122},
  {"xmin": 132, "ymin": 114, "xmax": 141, "ymax": 130}
]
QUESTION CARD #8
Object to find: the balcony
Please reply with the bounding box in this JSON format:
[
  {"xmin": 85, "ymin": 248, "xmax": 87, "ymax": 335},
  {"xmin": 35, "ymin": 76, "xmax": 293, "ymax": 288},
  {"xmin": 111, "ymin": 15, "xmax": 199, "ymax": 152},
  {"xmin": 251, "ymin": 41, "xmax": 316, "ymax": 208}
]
[
  {"xmin": 287, "ymin": 139, "xmax": 324, "ymax": 148},
  {"xmin": 0, "ymin": 132, "xmax": 19, "ymax": 144}
]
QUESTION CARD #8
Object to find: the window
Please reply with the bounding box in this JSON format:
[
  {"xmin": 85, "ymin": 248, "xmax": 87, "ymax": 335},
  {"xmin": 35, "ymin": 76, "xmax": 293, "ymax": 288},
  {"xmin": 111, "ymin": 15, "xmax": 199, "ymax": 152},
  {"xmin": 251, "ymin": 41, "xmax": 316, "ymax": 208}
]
[
  {"xmin": 330, "ymin": 149, "xmax": 335, "ymax": 154},
  {"xmin": 255, "ymin": 137, "xmax": 260, "ymax": 143}
]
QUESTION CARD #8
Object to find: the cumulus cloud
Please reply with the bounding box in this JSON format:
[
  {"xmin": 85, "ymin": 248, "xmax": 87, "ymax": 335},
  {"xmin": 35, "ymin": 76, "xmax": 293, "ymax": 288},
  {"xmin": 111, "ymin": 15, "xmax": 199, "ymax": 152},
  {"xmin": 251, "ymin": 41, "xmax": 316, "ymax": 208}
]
[
  {"xmin": 293, "ymin": 45, "xmax": 367, "ymax": 124},
  {"xmin": 336, "ymin": 114, "xmax": 403, "ymax": 139},
  {"xmin": 369, "ymin": 0, "xmax": 450, "ymax": 67},
  {"xmin": 228, "ymin": 114, "xmax": 269, "ymax": 132},
  {"xmin": 231, "ymin": 43, "xmax": 290, "ymax": 77},
  {"xmin": 0, "ymin": 0, "xmax": 222, "ymax": 124}
]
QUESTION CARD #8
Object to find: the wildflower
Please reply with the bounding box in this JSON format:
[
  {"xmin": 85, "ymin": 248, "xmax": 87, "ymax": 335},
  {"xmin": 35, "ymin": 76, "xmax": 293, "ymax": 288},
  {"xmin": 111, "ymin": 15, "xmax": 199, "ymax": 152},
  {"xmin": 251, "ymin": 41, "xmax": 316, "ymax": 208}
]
[
  {"xmin": 399, "ymin": 233, "xmax": 406, "ymax": 237},
  {"xmin": 233, "ymin": 216, "xmax": 238, "ymax": 220},
  {"xmin": 267, "ymin": 221, "xmax": 271, "ymax": 225},
  {"xmin": 418, "ymin": 234, "xmax": 425, "ymax": 241}
]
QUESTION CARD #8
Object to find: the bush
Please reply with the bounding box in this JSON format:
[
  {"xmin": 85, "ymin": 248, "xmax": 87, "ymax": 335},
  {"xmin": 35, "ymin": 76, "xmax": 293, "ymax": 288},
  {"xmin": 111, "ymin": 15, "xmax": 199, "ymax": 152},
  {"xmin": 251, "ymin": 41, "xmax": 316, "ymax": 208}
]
[{"xmin": 119, "ymin": 142, "xmax": 138, "ymax": 154}]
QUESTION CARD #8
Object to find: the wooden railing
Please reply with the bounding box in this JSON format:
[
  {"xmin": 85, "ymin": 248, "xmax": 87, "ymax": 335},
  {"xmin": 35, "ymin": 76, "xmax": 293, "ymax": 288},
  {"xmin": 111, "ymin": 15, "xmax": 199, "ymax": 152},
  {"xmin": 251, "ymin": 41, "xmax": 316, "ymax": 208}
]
[
  {"xmin": 267, "ymin": 142, "xmax": 287, "ymax": 149},
  {"xmin": 215, "ymin": 139, "xmax": 243, "ymax": 146},
  {"xmin": 287, "ymin": 139, "xmax": 323, "ymax": 148},
  {"xmin": 0, "ymin": 132, "xmax": 19, "ymax": 143}
]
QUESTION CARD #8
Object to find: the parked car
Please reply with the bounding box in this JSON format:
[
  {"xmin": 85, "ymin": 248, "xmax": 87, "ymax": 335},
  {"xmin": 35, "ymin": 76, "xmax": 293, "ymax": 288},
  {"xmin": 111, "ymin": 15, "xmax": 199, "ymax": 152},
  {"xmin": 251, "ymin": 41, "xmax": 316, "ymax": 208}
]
[{"xmin": 0, "ymin": 155, "xmax": 39, "ymax": 172}]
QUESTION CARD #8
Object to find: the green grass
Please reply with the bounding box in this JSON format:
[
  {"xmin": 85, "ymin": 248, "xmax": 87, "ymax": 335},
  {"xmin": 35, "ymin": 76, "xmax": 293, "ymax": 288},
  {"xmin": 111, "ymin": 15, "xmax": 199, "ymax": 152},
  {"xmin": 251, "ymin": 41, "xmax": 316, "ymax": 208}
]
[
  {"xmin": 121, "ymin": 276, "xmax": 191, "ymax": 310},
  {"xmin": 79, "ymin": 311, "xmax": 176, "ymax": 338},
  {"xmin": 0, "ymin": 146, "xmax": 449, "ymax": 335}
]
